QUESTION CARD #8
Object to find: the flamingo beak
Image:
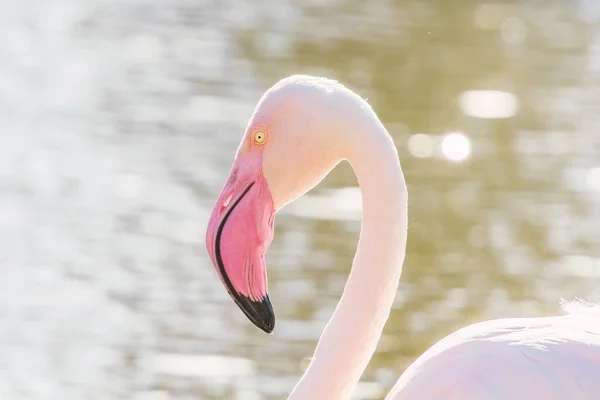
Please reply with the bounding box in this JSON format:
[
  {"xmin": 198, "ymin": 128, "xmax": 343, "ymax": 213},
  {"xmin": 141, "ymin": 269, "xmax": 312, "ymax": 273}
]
[{"xmin": 205, "ymin": 153, "xmax": 276, "ymax": 334}]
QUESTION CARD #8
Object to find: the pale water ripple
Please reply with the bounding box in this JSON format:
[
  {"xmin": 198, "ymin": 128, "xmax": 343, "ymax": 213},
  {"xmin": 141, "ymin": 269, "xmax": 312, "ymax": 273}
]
[{"xmin": 1, "ymin": 1, "xmax": 600, "ymax": 399}]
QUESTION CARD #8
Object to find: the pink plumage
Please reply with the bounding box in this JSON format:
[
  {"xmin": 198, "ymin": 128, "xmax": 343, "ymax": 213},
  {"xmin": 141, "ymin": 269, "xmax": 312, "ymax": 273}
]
[{"xmin": 205, "ymin": 75, "xmax": 600, "ymax": 399}]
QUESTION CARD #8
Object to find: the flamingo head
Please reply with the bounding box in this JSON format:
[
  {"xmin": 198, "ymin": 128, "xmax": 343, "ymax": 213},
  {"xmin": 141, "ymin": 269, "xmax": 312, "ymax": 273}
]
[{"xmin": 205, "ymin": 76, "xmax": 354, "ymax": 333}]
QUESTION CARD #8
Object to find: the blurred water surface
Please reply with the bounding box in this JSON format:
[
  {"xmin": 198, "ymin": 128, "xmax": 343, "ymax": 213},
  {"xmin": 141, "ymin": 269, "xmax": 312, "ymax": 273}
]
[{"xmin": 1, "ymin": 1, "xmax": 600, "ymax": 399}]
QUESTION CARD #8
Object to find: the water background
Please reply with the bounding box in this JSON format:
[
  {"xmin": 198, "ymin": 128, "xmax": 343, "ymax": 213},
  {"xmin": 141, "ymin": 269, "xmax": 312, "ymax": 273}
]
[{"xmin": 1, "ymin": 1, "xmax": 600, "ymax": 399}]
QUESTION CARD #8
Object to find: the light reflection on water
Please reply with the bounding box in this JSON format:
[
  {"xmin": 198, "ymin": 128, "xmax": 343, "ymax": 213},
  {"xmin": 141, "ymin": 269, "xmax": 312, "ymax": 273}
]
[
  {"xmin": 1, "ymin": 1, "xmax": 600, "ymax": 399},
  {"xmin": 282, "ymin": 187, "xmax": 363, "ymax": 221}
]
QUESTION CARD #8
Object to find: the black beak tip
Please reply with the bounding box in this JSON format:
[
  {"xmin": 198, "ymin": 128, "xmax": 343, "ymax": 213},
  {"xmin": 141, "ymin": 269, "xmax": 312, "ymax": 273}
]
[
  {"xmin": 235, "ymin": 294, "xmax": 276, "ymax": 334},
  {"xmin": 260, "ymin": 317, "xmax": 275, "ymax": 335}
]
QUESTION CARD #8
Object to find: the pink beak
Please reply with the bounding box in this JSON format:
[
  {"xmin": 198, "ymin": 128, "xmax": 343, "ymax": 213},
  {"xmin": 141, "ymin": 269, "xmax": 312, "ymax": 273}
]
[{"xmin": 205, "ymin": 153, "xmax": 276, "ymax": 333}]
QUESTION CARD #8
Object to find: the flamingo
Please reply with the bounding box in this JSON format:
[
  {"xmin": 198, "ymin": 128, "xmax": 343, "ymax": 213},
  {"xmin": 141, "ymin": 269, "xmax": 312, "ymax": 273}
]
[{"xmin": 204, "ymin": 75, "xmax": 600, "ymax": 399}]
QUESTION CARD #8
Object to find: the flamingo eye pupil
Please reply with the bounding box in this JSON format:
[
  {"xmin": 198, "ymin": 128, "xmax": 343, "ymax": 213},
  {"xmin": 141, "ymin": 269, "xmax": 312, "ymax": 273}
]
[{"xmin": 253, "ymin": 131, "xmax": 267, "ymax": 145}]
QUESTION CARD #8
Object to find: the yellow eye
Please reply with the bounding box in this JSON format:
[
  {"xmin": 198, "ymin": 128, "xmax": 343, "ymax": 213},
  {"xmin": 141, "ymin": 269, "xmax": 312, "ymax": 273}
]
[{"xmin": 253, "ymin": 131, "xmax": 267, "ymax": 145}]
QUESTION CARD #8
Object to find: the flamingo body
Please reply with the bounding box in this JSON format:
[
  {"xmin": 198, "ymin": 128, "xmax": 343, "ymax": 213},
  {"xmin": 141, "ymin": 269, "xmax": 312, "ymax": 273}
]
[{"xmin": 389, "ymin": 305, "xmax": 600, "ymax": 399}]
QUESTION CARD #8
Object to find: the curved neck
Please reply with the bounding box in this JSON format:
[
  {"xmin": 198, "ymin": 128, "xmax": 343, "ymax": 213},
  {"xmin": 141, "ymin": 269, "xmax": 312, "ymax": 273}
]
[{"xmin": 288, "ymin": 117, "xmax": 408, "ymax": 399}]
